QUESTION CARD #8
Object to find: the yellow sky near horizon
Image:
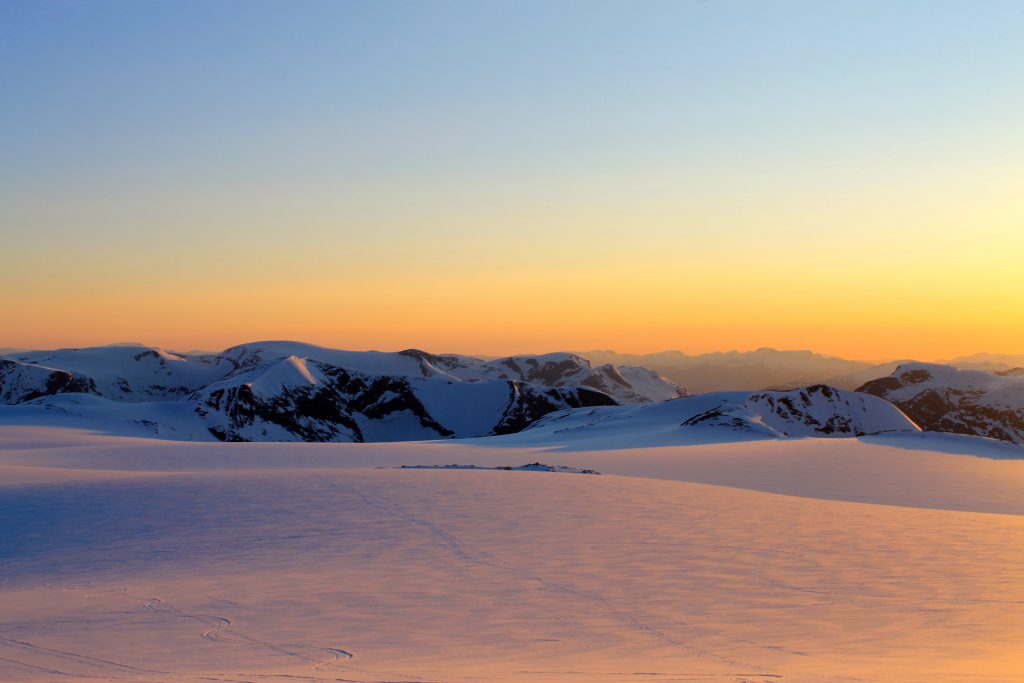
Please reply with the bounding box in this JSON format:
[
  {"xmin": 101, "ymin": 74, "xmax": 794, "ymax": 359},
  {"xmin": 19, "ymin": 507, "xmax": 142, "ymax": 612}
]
[
  {"xmin": 3, "ymin": 2, "xmax": 1023, "ymax": 361},
  {"xmin": 4, "ymin": 169, "xmax": 1021, "ymax": 361}
]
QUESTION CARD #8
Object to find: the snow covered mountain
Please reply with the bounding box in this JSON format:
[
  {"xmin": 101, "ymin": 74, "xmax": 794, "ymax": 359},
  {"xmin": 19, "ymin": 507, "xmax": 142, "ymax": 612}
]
[
  {"xmin": 0, "ymin": 342, "xmax": 683, "ymax": 442},
  {"xmin": 580, "ymin": 348, "xmax": 876, "ymax": 393},
  {"xmin": 857, "ymin": 363, "xmax": 1024, "ymax": 445},
  {"xmin": 192, "ymin": 354, "xmax": 616, "ymax": 442},
  {"xmin": 210, "ymin": 343, "xmax": 685, "ymax": 404},
  {"xmin": 2, "ymin": 343, "xmax": 682, "ymax": 404},
  {"xmin": 4, "ymin": 346, "xmax": 220, "ymax": 401},
  {"xmin": 0, "ymin": 359, "xmax": 98, "ymax": 404},
  {"xmin": 503, "ymin": 384, "xmax": 919, "ymax": 449}
]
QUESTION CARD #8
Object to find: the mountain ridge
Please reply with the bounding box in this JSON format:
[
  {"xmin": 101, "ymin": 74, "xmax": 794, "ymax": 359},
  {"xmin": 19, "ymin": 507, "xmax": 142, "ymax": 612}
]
[
  {"xmin": 857, "ymin": 363, "xmax": 1024, "ymax": 445},
  {"xmin": 0, "ymin": 342, "xmax": 680, "ymax": 443}
]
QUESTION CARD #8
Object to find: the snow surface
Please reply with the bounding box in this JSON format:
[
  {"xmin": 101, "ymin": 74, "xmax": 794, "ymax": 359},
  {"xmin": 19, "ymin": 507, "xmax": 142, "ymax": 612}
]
[{"xmin": 3, "ymin": 424, "xmax": 1024, "ymax": 682}]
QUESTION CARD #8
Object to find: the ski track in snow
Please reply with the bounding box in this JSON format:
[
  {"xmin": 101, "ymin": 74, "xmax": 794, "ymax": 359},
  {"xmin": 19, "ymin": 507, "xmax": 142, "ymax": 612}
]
[
  {"xmin": 0, "ymin": 633, "xmax": 166, "ymax": 677},
  {"xmin": 141, "ymin": 596, "xmax": 354, "ymax": 674}
]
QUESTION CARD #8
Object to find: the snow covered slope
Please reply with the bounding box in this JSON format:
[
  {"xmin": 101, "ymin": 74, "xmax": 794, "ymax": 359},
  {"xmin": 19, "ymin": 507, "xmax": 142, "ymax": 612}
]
[
  {"xmin": 6, "ymin": 344, "xmax": 943, "ymax": 446},
  {"xmin": 190, "ymin": 354, "xmax": 615, "ymax": 442},
  {"xmin": 3, "ymin": 426, "xmax": 1024, "ymax": 682},
  {"xmin": 0, "ymin": 342, "xmax": 685, "ymax": 443},
  {"xmin": 212, "ymin": 343, "xmax": 684, "ymax": 403},
  {"xmin": 510, "ymin": 384, "xmax": 918, "ymax": 448},
  {"xmin": 3, "ymin": 346, "xmax": 220, "ymax": 401},
  {"xmin": 0, "ymin": 359, "xmax": 98, "ymax": 403},
  {"xmin": 858, "ymin": 362, "xmax": 1024, "ymax": 444},
  {"xmin": 2, "ymin": 342, "xmax": 682, "ymax": 404},
  {"xmin": 0, "ymin": 351, "xmax": 917, "ymax": 446}
]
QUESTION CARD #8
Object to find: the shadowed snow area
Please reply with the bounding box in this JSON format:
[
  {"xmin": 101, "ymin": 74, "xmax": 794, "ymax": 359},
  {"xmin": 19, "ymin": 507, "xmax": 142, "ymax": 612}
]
[{"xmin": 2, "ymin": 425, "xmax": 1024, "ymax": 682}]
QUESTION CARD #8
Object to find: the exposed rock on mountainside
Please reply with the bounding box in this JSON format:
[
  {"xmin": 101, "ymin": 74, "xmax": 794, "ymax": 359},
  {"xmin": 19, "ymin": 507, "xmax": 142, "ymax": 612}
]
[
  {"xmin": 0, "ymin": 343, "xmax": 649, "ymax": 442},
  {"xmin": 468, "ymin": 352, "xmax": 685, "ymax": 403},
  {"xmin": 0, "ymin": 360, "xmax": 98, "ymax": 404},
  {"xmin": 210, "ymin": 344, "xmax": 684, "ymax": 404},
  {"xmin": 2, "ymin": 346, "xmax": 219, "ymax": 401},
  {"xmin": 857, "ymin": 363, "xmax": 1024, "ymax": 445},
  {"xmin": 513, "ymin": 385, "xmax": 919, "ymax": 448},
  {"xmin": 683, "ymin": 384, "xmax": 915, "ymax": 437},
  {"xmin": 192, "ymin": 355, "xmax": 615, "ymax": 442}
]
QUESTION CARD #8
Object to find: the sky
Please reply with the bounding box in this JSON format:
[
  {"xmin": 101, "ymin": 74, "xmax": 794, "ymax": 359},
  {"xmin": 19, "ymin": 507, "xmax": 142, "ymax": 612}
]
[{"xmin": 2, "ymin": 0, "xmax": 1022, "ymax": 360}]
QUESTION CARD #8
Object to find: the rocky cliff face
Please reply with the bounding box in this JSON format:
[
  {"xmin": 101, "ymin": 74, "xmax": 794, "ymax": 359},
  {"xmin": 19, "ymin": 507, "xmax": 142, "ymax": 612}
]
[
  {"xmin": 0, "ymin": 359, "xmax": 98, "ymax": 404},
  {"xmin": 681, "ymin": 384, "xmax": 917, "ymax": 437},
  {"xmin": 191, "ymin": 355, "xmax": 617, "ymax": 442},
  {"xmin": 0, "ymin": 344, "xmax": 627, "ymax": 442},
  {"xmin": 857, "ymin": 363, "xmax": 1024, "ymax": 445},
  {"xmin": 517, "ymin": 384, "xmax": 920, "ymax": 447}
]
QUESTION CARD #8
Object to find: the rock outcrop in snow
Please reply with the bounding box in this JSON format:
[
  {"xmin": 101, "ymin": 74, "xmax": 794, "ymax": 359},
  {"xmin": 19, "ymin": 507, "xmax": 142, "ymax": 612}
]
[
  {"xmin": 857, "ymin": 363, "xmax": 1024, "ymax": 445},
  {"xmin": 3, "ymin": 346, "xmax": 220, "ymax": 401},
  {"xmin": 192, "ymin": 355, "xmax": 615, "ymax": 442},
  {"xmin": 511, "ymin": 385, "xmax": 919, "ymax": 448},
  {"xmin": 210, "ymin": 343, "xmax": 685, "ymax": 404},
  {"xmin": 0, "ymin": 359, "xmax": 98, "ymax": 404},
  {"xmin": 1, "ymin": 342, "xmax": 673, "ymax": 442},
  {"xmin": 6, "ymin": 343, "xmax": 943, "ymax": 446}
]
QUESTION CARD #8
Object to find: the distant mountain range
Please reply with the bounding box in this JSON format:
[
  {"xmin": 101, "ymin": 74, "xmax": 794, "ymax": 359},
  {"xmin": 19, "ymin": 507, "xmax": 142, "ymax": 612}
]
[
  {"xmin": 0, "ymin": 342, "xmax": 683, "ymax": 442},
  {"xmin": 578, "ymin": 348, "xmax": 1024, "ymax": 393},
  {"xmin": 2, "ymin": 342, "xmax": 1022, "ymax": 446}
]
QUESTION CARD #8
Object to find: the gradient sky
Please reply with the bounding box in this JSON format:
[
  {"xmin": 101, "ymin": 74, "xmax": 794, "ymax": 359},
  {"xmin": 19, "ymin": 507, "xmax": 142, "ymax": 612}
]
[{"xmin": 2, "ymin": 0, "xmax": 1022, "ymax": 360}]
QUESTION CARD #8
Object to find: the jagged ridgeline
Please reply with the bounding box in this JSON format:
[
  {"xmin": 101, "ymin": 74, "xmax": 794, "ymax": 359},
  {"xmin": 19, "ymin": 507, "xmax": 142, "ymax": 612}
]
[
  {"xmin": 0, "ymin": 342, "xmax": 684, "ymax": 442},
  {"xmin": 858, "ymin": 363, "xmax": 1024, "ymax": 445}
]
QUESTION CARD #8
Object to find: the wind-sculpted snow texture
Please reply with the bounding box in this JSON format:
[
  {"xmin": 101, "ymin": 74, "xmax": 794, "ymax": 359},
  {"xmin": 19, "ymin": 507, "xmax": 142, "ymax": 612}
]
[
  {"xmin": 0, "ymin": 343, "xmax": 672, "ymax": 442},
  {"xmin": 3, "ymin": 426, "xmax": 1024, "ymax": 682},
  {"xmin": 858, "ymin": 362, "xmax": 1024, "ymax": 444}
]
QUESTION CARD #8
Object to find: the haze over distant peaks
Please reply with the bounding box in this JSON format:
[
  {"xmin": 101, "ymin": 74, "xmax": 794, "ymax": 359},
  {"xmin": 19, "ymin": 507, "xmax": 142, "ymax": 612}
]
[{"xmin": 579, "ymin": 348, "xmax": 875, "ymax": 393}]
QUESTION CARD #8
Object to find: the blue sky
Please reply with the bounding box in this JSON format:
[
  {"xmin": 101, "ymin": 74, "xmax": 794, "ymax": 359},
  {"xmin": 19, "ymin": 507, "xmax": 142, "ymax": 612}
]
[
  {"xmin": 5, "ymin": 0, "xmax": 1022, "ymax": 194},
  {"xmin": 2, "ymin": 1, "xmax": 1023, "ymax": 357}
]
